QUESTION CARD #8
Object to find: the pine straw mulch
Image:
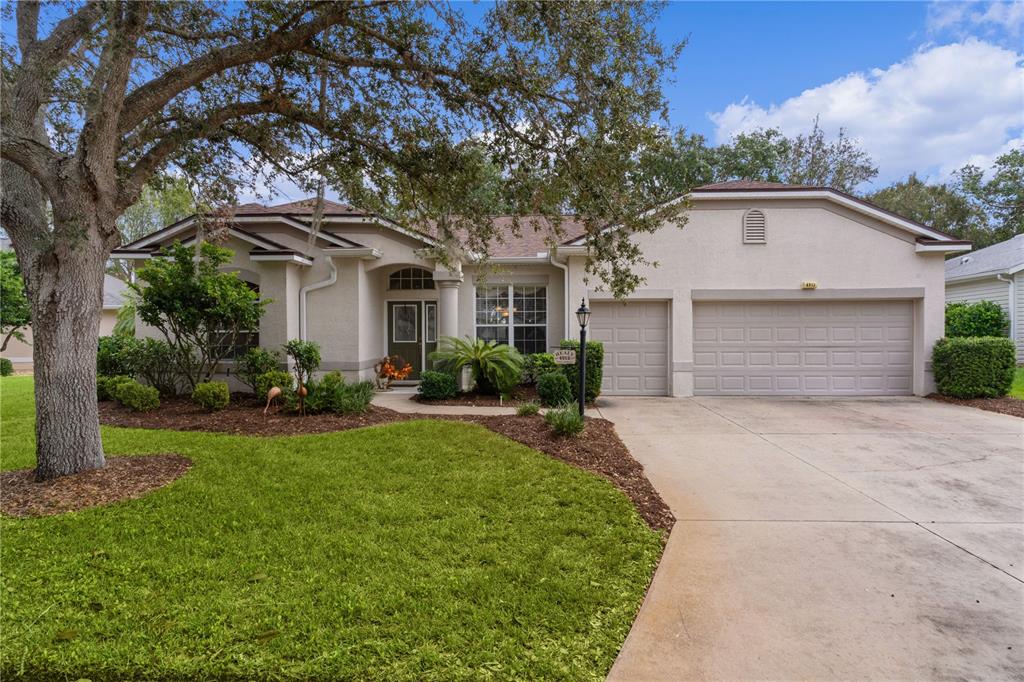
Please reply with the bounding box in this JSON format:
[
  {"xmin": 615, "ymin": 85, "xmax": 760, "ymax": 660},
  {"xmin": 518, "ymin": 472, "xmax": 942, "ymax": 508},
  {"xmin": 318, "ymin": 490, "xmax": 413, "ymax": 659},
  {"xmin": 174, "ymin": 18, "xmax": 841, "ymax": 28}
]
[
  {"xmin": 98, "ymin": 398, "xmax": 674, "ymax": 533},
  {"xmin": 927, "ymin": 393, "xmax": 1024, "ymax": 419},
  {"xmin": 1, "ymin": 455, "xmax": 192, "ymax": 518}
]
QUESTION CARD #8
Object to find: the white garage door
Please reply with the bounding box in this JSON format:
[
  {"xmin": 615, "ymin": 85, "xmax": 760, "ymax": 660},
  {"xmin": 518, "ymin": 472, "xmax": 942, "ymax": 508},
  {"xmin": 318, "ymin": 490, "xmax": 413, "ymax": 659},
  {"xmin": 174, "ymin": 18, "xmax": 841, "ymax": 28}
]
[
  {"xmin": 693, "ymin": 300, "xmax": 913, "ymax": 396},
  {"xmin": 590, "ymin": 301, "xmax": 669, "ymax": 395}
]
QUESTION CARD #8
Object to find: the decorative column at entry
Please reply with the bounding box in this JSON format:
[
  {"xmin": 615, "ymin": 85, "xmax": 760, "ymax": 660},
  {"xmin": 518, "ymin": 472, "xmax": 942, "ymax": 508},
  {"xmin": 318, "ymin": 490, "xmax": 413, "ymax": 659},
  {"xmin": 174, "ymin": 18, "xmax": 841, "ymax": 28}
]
[{"xmin": 433, "ymin": 268, "xmax": 463, "ymax": 340}]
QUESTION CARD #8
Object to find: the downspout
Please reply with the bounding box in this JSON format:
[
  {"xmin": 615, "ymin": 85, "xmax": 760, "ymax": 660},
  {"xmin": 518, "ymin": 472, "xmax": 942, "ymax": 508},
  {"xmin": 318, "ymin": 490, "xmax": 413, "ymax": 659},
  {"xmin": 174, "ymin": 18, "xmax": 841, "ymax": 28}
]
[
  {"xmin": 997, "ymin": 273, "xmax": 1015, "ymax": 340},
  {"xmin": 550, "ymin": 253, "xmax": 570, "ymax": 343},
  {"xmin": 299, "ymin": 256, "xmax": 337, "ymax": 341}
]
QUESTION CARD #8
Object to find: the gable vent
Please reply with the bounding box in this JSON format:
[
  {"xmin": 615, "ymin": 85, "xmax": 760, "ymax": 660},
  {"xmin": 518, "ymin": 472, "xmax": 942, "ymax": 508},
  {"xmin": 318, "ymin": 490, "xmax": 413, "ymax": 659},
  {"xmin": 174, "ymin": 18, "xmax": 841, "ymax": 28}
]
[{"xmin": 742, "ymin": 209, "xmax": 767, "ymax": 244}]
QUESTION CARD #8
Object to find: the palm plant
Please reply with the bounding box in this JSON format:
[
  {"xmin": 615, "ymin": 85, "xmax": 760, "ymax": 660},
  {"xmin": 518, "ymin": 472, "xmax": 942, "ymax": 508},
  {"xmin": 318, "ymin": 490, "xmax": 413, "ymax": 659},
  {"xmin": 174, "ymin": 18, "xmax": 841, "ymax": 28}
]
[{"xmin": 429, "ymin": 337, "xmax": 524, "ymax": 395}]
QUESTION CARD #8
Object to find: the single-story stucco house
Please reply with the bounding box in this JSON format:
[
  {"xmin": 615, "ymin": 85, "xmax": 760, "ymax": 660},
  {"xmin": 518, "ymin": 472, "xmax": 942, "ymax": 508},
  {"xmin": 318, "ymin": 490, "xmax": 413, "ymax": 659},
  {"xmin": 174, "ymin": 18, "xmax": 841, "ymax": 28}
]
[
  {"xmin": 1, "ymin": 272, "xmax": 127, "ymax": 371},
  {"xmin": 111, "ymin": 180, "xmax": 970, "ymax": 396},
  {"xmin": 945, "ymin": 234, "xmax": 1024, "ymax": 362}
]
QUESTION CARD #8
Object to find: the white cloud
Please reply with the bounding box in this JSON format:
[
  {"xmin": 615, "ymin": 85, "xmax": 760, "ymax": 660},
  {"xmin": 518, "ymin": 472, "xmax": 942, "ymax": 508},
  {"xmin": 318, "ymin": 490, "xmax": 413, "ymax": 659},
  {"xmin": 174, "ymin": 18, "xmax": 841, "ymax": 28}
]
[
  {"xmin": 709, "ymin": 39, "xmax": 1024, "ymax": 185},
  {"xmin": 928, "ymin": 1, "xmax": 1024, "ymax": 38}
]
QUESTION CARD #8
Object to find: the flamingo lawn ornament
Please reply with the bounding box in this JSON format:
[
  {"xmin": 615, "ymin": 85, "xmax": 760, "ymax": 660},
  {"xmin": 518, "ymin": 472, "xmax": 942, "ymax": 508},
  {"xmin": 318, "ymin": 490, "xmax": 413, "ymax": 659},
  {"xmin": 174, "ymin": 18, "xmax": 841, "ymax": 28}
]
[
  {"xmin": 297, "ymin": 383, "xmax": 308, "ymax": 416},
  {"xmin": 263, "ymin": 386, "xmax": 282, "ymax": 415}
]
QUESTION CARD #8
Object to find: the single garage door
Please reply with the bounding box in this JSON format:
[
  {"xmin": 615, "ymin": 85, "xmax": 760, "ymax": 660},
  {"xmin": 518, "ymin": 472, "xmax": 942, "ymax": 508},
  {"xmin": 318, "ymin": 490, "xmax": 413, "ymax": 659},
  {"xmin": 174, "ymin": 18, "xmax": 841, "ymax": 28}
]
[
  {"xmin": 693, "ymin": 300, "xmax": 913, "ymax": 396},
  {"xmin": 590, "ymin": 301, "xmax": 669, "ymax": 395}
]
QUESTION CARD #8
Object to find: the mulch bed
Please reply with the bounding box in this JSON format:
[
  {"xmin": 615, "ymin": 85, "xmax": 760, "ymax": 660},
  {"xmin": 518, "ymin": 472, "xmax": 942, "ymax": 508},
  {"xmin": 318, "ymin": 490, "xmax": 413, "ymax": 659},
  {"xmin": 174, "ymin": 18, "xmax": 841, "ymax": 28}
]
[
  {"xmin": 97, "ymin": 398, "xmax": 674, "ymax": 533},
  {"xmin": 1, "ymin": 455, "xmax": 192, "ymax": 518},
  {"xmin": 412, "ymin": 385, "xmax": 542, "ymax": 407},
  {"xmin": 927, "ymin": 393, "xmax": 1024, "ymax": 419}
]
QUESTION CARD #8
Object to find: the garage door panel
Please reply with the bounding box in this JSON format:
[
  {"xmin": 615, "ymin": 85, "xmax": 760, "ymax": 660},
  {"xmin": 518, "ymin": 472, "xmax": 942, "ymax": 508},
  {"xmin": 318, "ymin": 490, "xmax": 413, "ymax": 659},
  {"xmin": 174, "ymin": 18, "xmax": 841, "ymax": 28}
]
[
  {"xmin": 694, "ymin": 301, "xmax": 913, "ymax": 396},
  {"xmin": 592, "ymin": 301, "xmax": 669, "ymax": 396}
]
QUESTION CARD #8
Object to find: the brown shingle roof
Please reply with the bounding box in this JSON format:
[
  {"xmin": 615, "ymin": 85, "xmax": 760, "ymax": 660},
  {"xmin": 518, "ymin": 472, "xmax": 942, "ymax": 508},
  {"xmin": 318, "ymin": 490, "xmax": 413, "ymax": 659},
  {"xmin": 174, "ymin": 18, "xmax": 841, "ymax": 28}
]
[
  {"xmin": 419, "ymin": 215, "xmax": 589, "ymax": 258},
  {"xmin": 695, "ymin": 180, "xmax": 816, "ymax": 191},
  {"xmin": 233, "ymin": 198, "xmax": 367, "ymax": 216}
]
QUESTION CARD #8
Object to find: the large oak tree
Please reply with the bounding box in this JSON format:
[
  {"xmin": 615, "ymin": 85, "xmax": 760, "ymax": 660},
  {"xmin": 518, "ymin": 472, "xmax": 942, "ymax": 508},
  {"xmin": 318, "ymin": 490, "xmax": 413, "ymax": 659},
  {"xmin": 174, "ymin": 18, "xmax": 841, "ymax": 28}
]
[{"xmin": 0, "ymin": 1, "xmax": 679, "ymax": 479}]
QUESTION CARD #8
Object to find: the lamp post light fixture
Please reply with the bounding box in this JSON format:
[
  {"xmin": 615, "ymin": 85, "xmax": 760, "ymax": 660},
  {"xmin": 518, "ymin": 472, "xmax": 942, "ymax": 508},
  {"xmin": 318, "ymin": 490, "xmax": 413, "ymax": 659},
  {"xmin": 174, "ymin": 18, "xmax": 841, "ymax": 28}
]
[{"xmin": 575, "ymin": 299, "xmax": 590, "ymax": 417}]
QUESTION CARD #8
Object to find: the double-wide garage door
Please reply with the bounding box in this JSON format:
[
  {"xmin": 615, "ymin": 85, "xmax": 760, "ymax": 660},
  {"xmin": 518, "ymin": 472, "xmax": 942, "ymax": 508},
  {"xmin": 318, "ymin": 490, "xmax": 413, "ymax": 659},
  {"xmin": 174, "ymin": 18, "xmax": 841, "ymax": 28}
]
[
  {"xmin": 693, "ymin": 300, "xmax": 914, "ymax": 395},
  {"xmin": 590, "ymin": 301, "xmax": 669, "ymax": 395}
]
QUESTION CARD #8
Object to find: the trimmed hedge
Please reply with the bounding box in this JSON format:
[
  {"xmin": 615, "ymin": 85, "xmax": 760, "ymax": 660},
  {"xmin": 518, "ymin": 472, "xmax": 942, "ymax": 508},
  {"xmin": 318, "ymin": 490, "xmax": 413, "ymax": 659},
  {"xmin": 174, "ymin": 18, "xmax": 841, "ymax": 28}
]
[
  {"xmin": 97, "ymin": 374, "xmax": 134, "ymax": 401},
  {"xmin": 537, "ymin": 371, "xmax": 573, "ymax": 407},
  {"xmin": 418, "ymin": 370, "xmax": 458, "ymax": 401},
  {"xmin": 945, "ymin": 301, "xmax": 1009, "ymax": 338},
  {"xmin": 238, "ymin": 347, "xmax": 280, "ymax": 394},
  {"xmin": 97, "ymin": 335, "xmax": 137, "ymax": 377},
  {"xmin": 192, "ymin": 381, "xmax": 230, "ymax": 411},
  {"xmin": 522, "ymin": 353, "xmax": 557, "ymax": 385},
  {"xmin": 0, "ymin": 358, "xmax": 12, "ymax": 376},
  {"xmin": 113, "ymin": 380, "xmax": 160, "ymax": 412},
  {"xmin": 256, "ymin": 370, "xmax": 294, "ymax": 399},
  {"xmin": 932, "ymin": 336, "xmax": 1016, "ymax": 398},
  {"xmin": 559, "ymin": 340, "xmax": 604, "ymax": 402}
]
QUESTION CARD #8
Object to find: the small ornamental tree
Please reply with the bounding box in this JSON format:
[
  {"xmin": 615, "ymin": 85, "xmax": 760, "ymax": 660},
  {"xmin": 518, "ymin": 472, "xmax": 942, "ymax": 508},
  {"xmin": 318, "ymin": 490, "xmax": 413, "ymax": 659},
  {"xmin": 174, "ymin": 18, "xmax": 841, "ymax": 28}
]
[
  {"xmin": 0, "ymin": 250, "xmax": 31, "ymax": 353},
  {"xmin": 283, "ymin": 339, "xmax": 321, "ymax": 388},
  {"xmin": 132, "ymin": 242, "xmax": 267, "ymax": 390}
]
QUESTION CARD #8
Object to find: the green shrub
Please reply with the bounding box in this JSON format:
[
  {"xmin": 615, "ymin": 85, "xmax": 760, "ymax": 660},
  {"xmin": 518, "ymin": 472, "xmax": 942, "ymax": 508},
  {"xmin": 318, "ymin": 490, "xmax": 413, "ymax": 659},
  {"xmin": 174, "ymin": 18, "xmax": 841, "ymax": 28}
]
[
  {"xmin": 97, "ymin": 335, "xmax": 137, "ymax": 376},
  {"xmin": 522, "ymin": 353, "xmax": 557, "ymax": 385},
  {"xmin": 516, "ymin": 401, "xmax": 541, "ymax": 416},
  {"xmin": 544, "ymin": 402, "xmax": 585, "ymax": 437},
  {"xmin": 283, "ymin": 339, "xmax": 321, "ymax": 386},
  {"xmin": 537, "ymin": 371, "xmax": 573, "ymax": 407},
  {"xmin": 256, "ymin": 370, "xmax": 294, "ymax": 399},
  {"xmin": 123, "ymin": 338, "xmax": 182, "ymax": 397},
  {"xmin": 418, "ymin": 370, "xmax": 459, "ymax": 400},
  {"xmin": 338, "ymin": 380, "xmax": 375, "ymax": 415},
  {"xmin": 559, "ymin": 340, "xmax": 604, "ymax": 402},
  {"xmin": 293, "ymin": 372, "xmax": 374, "ymax": 415},
  {"xmin": 430, "ymin": 336, "xmax": 524, "ymax": 395},
  {"xmin": 0, "ymin": 358, "xmax": 12, "ymax": 376},
  {"xmin": 238, "ymin": 347, "xmax": 280, "ymax": 394},
  {"xmin": 97, "ymin": 374, "xmax": 133, "ymax": 401},
  {"xmin": 946, "ymin": 301, "xmax": 1009, "ymax": 338},
  {"xmin": 113, "ymin": 380, "xmax": 160, "ymax": 412},
  {"xmin": 192, "ymin": 381, "xmax": 230, "ymax": 411},
  {"xmin": 933, "ymin": 336, "xmax": 1016, "ymax": 398}
]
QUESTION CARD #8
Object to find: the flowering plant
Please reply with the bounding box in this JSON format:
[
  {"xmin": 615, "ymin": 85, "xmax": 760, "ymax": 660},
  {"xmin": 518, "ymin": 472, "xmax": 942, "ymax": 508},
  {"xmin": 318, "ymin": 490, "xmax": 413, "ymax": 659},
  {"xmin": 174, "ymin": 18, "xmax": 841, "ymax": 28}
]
[{"xmin": 375, "ymin": 355, "xmax": 413, "ymax": 387}]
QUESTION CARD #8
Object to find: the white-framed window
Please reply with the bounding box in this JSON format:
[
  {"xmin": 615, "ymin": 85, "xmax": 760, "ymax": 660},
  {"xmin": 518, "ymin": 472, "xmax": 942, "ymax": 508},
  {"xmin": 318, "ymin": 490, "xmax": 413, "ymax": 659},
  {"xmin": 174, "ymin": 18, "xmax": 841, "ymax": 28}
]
[
  {"xmin": 475, "ymin": 284, "xmax": 547, "ymax": 354},
  {"xmin": 389, "ymin": 267, "xmax": 435, "ymax": 290},
  {"xmin": 392, "ymin": 304, "xmax": 418, "ymax": 343},
  {"xmin": 425, "ymin": 302, "xmax": 437, "ymax": 343}
]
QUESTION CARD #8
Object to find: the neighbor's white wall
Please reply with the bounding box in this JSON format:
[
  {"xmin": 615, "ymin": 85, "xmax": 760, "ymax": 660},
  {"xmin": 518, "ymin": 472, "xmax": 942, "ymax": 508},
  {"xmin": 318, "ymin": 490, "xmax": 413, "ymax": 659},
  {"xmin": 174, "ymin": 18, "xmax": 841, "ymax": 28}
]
[
  {"xmin": 945, "ymin": 276, "xmax": 1011, "ymax": 310},
  {"xmin": 565, "ymin": 199, "xmax": 948, "ymax": 396},
  {"xmin": 1015, "ymin": 272, "xmax": 1024, "ymax": 363},
  {"xmin": 2, "ymin": 309, "xmax": 118, "ymax": 371}
]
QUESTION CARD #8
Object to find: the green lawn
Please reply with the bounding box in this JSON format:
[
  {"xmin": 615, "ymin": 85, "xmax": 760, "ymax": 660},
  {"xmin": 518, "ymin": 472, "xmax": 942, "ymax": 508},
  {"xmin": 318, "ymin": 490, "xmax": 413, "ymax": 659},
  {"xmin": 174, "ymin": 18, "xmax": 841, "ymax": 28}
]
[
  {"xmin": 1011, "ymin": 367, "xmax": 1024, "ymax": 399},
  {"xmin": 0, "ymin": 376, "xmax": 661, "ymax": 680}
]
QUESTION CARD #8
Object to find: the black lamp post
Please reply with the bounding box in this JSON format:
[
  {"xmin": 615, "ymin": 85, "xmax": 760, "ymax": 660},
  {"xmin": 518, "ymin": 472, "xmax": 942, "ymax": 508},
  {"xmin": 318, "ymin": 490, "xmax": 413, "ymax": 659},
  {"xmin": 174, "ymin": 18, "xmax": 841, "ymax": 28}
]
[{"xmin": 575, "ymin": 299, "xmax": 591, "ymax": 417}]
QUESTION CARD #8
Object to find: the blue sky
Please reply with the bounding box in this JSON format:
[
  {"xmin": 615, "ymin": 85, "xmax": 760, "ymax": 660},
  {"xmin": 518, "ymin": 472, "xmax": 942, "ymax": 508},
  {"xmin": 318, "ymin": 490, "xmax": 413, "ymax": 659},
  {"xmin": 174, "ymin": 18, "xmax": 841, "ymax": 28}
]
[{"xmin": 648, "ymin": 1, "xmax": 1023, "ymax": 190}]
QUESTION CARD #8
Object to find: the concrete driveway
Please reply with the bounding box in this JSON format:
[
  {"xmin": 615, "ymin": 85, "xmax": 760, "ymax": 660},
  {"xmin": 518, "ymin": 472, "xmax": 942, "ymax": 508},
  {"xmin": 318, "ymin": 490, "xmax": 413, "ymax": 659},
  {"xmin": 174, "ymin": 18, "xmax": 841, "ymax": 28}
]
[{"xmin": 600, "ymin": 396, "xmax": 1024, "ymax": 681}]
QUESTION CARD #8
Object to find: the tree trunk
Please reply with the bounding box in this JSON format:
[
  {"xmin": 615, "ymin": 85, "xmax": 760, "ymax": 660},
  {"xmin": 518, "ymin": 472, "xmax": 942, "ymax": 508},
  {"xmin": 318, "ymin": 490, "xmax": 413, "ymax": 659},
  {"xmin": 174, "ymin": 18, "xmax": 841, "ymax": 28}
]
[{"xmin": 29, "ymin": 230, "xmax": 108, "ymax": 480}]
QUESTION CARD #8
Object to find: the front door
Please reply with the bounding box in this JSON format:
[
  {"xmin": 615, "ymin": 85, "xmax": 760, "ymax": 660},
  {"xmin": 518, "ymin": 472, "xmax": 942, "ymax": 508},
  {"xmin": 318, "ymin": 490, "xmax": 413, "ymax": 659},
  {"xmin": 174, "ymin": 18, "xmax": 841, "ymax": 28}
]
[{"xmin": 387, "ymin": 301, "xmax": 438, "ymax": 379}]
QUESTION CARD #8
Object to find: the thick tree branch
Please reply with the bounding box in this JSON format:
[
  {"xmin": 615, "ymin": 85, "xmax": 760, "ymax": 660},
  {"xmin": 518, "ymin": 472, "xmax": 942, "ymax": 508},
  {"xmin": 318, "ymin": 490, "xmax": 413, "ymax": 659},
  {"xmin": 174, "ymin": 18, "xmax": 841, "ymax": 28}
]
[
  {"xmin": 118, "ymin": 4, "xmax": 350, "ymax": 135},
  {"xmin": 15, "ymin": 2, "xmax": 40, "ymax": 55}
]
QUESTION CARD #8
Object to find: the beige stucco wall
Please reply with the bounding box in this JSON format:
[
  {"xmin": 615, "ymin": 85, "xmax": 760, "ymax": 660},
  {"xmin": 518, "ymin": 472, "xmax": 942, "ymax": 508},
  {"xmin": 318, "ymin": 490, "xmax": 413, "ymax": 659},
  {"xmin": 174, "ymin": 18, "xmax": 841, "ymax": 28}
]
[{"xmin": 564, "ymin": 199, "xmax": 947, "ymax": 396}]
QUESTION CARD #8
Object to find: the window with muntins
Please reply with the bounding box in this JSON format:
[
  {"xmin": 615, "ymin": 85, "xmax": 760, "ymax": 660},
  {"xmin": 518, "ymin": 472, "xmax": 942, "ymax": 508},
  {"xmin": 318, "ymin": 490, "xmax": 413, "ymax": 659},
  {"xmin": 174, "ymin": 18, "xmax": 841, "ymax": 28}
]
[
  {"xmin": 389, "ymin": 267, "xmax": 435, "ymax": 290},
  {"xmin": 210, "ymin": 281, "xmax": 260, "ymax": 359},
  {"xmin": 475, "ymin": 284, "xmax": 547, "ymax": 354}
]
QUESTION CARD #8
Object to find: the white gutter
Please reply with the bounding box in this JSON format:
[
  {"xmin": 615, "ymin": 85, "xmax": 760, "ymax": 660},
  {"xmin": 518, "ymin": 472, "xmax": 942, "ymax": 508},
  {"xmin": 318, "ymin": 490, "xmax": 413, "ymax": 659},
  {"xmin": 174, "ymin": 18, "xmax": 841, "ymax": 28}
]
[
  {"xmin": 549, "ymin": 254, "xmax": 571, "ymax": 340},
  {"xmin": 299, "ymin": 256, "xmax": 336, "ymax": 341}
]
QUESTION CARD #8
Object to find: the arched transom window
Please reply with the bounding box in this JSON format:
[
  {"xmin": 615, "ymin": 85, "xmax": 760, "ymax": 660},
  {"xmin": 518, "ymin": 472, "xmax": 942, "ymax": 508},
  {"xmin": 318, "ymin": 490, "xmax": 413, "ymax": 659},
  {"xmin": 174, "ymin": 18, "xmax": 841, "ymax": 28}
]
[{"xmin": 389, "ymin": 267, "xmax": 435, "ymax": 290}]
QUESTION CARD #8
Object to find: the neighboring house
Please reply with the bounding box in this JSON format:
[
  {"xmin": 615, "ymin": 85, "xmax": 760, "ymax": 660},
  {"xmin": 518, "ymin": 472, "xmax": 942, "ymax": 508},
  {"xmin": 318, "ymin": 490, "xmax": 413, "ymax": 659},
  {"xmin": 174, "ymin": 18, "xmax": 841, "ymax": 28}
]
[
  {"xmin": 112, "ymin": 183, "xmax": 968, "ymax": 397},
  {"xmin": 945, "ymin": 234, "xmax": 1024, "ymax": 362},
  {"xmin": 1, "ymin": 273, "xmax": 127, "ymax": 371}
]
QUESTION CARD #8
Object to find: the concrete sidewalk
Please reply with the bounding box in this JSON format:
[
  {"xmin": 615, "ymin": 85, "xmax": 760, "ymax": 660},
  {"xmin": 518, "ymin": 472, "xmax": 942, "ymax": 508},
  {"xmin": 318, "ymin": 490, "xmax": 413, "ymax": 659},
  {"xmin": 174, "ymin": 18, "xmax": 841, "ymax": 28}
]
[
  {"xmin": 602, "ymin": 396, "xmax": 1023, "ymax": 681},
  {"xmin": 371, "ymin": 388, "xmax": 520, "ymax": 416}
]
